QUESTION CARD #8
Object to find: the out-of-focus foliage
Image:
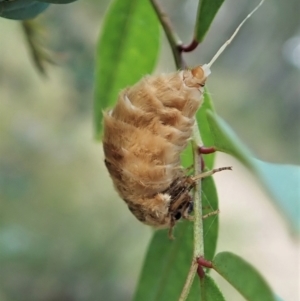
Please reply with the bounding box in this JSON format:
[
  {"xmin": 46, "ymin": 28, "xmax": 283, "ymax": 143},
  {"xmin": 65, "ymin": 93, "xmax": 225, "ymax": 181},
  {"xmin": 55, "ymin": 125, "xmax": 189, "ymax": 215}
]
[
  {"xmin": 94, "ymin": 0, "xmax": 160, "ymax": 137},
  {"xmin": 0, "ymin": 0, "xmax": 77, "ymax": 20},
  {"xmin": 0, "ymin": 1, "xmax": 49, "ymax": 20},
  {"xmin": 206, "ymin": 111, "xmax": 300, "ymax": 232},
  {"xmin": 21, "ymin": 20, "xmax": 55, "ymax": 75}
]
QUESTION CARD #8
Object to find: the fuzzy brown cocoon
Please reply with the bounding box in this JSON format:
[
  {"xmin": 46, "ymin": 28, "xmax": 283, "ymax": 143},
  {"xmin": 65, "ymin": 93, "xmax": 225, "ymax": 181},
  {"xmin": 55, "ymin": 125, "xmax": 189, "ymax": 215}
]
[{"xmin": 103, "ymin": 66, "xmax": 207, "ymax": 229}]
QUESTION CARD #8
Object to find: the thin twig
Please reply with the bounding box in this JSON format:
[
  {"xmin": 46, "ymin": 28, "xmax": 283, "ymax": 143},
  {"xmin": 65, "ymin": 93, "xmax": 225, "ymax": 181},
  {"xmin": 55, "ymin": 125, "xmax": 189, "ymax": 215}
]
[
  {"xmin": 149, "ymin": 1, "xmax": 206, "ymax": 300},
  {"xmin": 178, "ymin": 261, "xmax": 198, "ymax": 301},
  {"xmin": 21, "ymin": 21, "xmax": 48, "ymax": 76},
  {"xmin": 149, "ymin": 0, "xmax": 186, "ymax": 69},
  {"xmin": 177, "ymin": 122, "xmax": 205, "ymax": 301},
  {"xmin": 192, "ymin": 122, "xmax": 205, "ymax": 258},
  {"xmin": 179, "ymin": 39, "xmax": 199, "ymax": 53}
]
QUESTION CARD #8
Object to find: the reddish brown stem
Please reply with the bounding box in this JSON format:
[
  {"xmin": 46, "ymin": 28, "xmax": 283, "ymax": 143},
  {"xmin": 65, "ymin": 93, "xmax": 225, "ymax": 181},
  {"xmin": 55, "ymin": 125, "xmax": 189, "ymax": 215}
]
[
  {"xmin": 197, "ymin": 257, "xmax": 213, "ymax": 268},
  {"xmin": 198, "ymin": 146, "xmax": 216, "ymax": 170},
  {"xmin": 200, "ymin": 156, "xmax": 205, "ymax": 171},
  {"xmin": 150, "ymin": 0, "xmax": 186, "ymax": 69},
  {"xmin": 179, "ymin": 39, "xmax": 199, "ymax": 52},
  {"xmin": 196, "ymin": 257, "xmax": 213, "ymax": 279},
  {"xmin": 197, "ymin": 265, "xmax": 205, "ymax": 279},
  {"xmin": 198, "ymin": 146, "xmax": 217, "ymax": 155}
]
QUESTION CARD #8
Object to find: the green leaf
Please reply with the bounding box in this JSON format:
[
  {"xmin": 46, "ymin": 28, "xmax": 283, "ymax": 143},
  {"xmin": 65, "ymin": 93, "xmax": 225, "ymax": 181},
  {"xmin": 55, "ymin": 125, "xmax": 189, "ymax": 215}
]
[
  {"xmin": 180, "ymin": 91, "xmax": 219, "ymax": 261},
  {"xmin": 213, "ymin": 252, "xmax": 276, "ymax": 301},
  {"xmin": 180, "ymin": 154, "xmax": 219, "ymax": 260},
  {"xmin": 195, "ymin": 0, "xmax": 224, "ymax": 42},
  {"xmin": 182, "ymin": 89, "xmax": 216, "ymax": 170},
  {"xmin": 206, "ymin": 111, "xmax": 300, "ymax": 232},
  {"xmin": 21, "ymin": 20, "xmax": 53, "ymax": 76},
  {"xmin": 253, "ymin": 159, "xmax": 300, "ymax": 231},
  {"xmin": 196, "ymin": 89, "xmax": 216, "ymax": 170},
  {"xmin": 195, "ymin": 90, "xmax": 219, "ymax": 261},
  {"xmin": 36, "ymin": 0, "xmax": 77, "ymax": 3},
  {"xmin": 202, "ymin": 176, "xmax": 219, "ymax": 261},
  {"xmin": 94, "ymin": 0, "xmax": 160, "ymax": 138},
  {"xmin": 0, "ymin": 1, "xmax": 49, "ymax": 20},
  {"xmin": 132, "ymin": 221, "xmax": 201, "ymax": 301},
  {"xmin": 205, "ymin": 111, "xmax": 253, "ymax": 169},
  {"xmin": 201, "ymin": 274, "xmax": 226, "ymax": 301},
  {"xmin": 180, "ymin": 142, "xmax": 193, "ymax": 169}
]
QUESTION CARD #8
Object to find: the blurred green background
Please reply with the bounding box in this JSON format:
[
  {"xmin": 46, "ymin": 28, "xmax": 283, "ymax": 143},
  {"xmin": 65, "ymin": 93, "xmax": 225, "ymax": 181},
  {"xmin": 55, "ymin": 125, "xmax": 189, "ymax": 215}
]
[{"xmin": 0, "ymin": 0, "xmax": 299, "ymax": 301}]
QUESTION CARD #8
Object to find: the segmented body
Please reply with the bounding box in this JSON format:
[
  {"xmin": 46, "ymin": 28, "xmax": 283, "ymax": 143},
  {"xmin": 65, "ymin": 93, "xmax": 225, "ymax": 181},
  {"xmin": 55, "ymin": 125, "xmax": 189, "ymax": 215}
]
[{"xmin": 103, "ymin": 66, "xmax": 208, "ymax": 229}]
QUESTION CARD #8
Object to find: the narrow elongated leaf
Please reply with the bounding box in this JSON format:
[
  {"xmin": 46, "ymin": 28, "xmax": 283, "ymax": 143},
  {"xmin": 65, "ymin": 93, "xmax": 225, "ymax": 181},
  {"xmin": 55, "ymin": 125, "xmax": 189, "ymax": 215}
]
[
  {"xmin": 180, "ymin": 88, "xmax": 220, "ymax": 259},
  {"xmin": 180, "ymin": 142, "xmax": 193, "ymax": 169},
  {"xmin": 179, "ymin": 157, "xmax": 219, "ymax": 260},
  {"xmin": 1, "ymin": 0, "xmax": 37, "ymax": 11},
  {"xmin": 202, "ymin": 176, "xmax": 219, "ymax": 261},
  {"xmin": 132, "ymin": 221, "xmax": 200, "ymax": 301},
  {"xmin": 36, "ymin": 0, "xmax": 76, "ymax": 3},
  {"xmin": 195, "ymin": 0, "xmax": 224, "ymax": 42},
  {"xmin": 201, "ymin": 275, "xmax": 226, "ymax": 301},
  {"xmin": 196, "ymin": 90, "xmax": 219, "ymax": 261},
  {"xmin": 181, "ymin": 90, "xmax": 220, "ymax": 260},
  {"xmin": 197, "ymin": 89, "xmax": 216, "ymax": 170},
  {"xmin": 206, "ymin": 111, "xmax": 300, "ymax": 232},
  {"xmin": 94, "ymin": 0, "xmax": 160, "ymax": 138},
  {"xmin": 213, "ymin": 252, "xmax": 276, "ymax": 301},
  {"xmin": 253, "ymin": 159, "xmax": 300, "ymax": 231},
  {"xmin": 182, "ymin": 89, "xmax": 216, "ymax": 170},
  {"xmin": 205, "ymin": 111, "xmax": 253, "ymax": 169},
  {"xmin": 0, "ymin": 1, "xmax": 49, "ymax": 20}
]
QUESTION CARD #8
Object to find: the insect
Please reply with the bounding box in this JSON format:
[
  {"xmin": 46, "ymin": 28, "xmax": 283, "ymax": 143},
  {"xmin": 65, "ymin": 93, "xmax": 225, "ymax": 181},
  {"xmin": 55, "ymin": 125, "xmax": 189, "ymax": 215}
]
[{"xmin": 103, "ymin": 1, "xmax": 263, "ymax": 237}]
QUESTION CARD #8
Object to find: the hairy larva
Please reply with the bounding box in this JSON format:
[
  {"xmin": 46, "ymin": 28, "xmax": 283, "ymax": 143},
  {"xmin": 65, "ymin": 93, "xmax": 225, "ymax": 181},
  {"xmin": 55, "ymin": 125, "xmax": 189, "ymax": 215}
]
[
  {"xmin": 103, "ymin": 1, "xmax": 263, "ymax": 236},
  {"xmin": 103, "ymin": 65, "xmax": 210, "ymax": 229}
]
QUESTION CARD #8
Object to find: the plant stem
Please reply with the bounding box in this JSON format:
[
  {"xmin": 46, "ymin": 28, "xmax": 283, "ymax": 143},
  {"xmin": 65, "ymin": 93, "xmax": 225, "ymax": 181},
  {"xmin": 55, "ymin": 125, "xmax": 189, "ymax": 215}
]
[
  {"xmin": 192, "ymin": 122, "xmax": 205, "ymax": 258},
  {"xmin": 179, "ymin": 39, "xmax": 199, "ymax": 52},
  {"xmin": 192, "ymin": 122, "xmax": 206, "ymax": 301},
  {"xmin": 178, "ymin": 261, "xmax": 198, "ymax": 301},
  {"xmin": 150, "ymin": 1, "xmax": 206, "ymax": 300},
  {"xmin": 149, "ymin": 0, "xmax": 186, "ymax": 69},
  {"xmin": 177, "ymin": 122, "xmax": 206, "ymax": 301}
]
